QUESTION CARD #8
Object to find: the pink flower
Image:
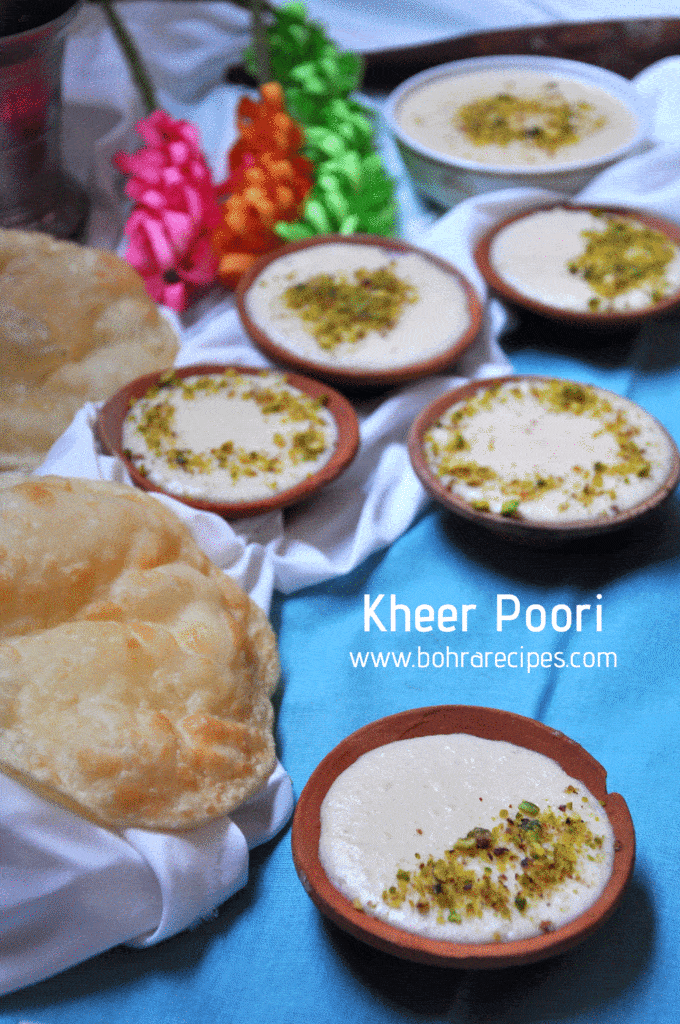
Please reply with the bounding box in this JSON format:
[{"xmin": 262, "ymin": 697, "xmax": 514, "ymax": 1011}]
[{"xmin": 114, "ymin": 110, "xmax": 221, "ymax": 311}]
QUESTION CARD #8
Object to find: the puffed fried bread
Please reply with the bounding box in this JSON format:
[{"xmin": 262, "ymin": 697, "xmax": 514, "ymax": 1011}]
[
  {"xmin": 0, "ymin": 229, "xmax": 178, "ymax": 478},
  {"xmin": 0, "ymin": 476, "xmax": 279, "ymax": 830}
]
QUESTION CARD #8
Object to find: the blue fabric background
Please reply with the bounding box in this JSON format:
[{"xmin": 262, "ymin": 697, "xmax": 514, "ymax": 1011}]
[{"xmin": 3, "ymin": 328, "xmax": 679, "ymax": 1022}]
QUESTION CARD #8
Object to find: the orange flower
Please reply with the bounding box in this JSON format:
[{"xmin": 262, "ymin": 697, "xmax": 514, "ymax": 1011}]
[
  {"xmin": 227, "ymin": 82, "xmax": 308, "ymax": 173},
  {"xmin": 212, "ymin": 83, "xmax": 314, "ymax": 288}
]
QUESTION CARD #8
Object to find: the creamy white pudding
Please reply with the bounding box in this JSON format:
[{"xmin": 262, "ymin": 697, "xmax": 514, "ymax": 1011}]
[
  {"xmin": 244, "ymin": 242, "xmax": 472, "ymax": 371},
  {"xmin": 396, "ymin": 69, "xmax": 638, "ymax": 168},
  {"xmin": 319, "ymin": 733, "xmax": 615, "ymax": 944},
  {"xmin": 423, "ymin": 379, "xmax": 674, "ymax": 522},
  {"xmin": 490, "ymin": 207, "xmax": 680, "ymax": 312},
  {"xmin": 122, "ymin": 369, "xmax": 337, "ymax": 502}
]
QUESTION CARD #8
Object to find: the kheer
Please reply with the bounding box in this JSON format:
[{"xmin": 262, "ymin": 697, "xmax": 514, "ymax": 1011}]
[
  {"xmin": 422, "ymin": 379, "xmax": 674, "ymax": 522},
  {"xmin": 489, "ymin": 207, "xmax": 680, "ymax": 313},
  {"xmin": 243, "ymin": 242, "xmax": 472, "ymax": 371},
  {"xmin": 396, "ymin": 69, "xmax": 638, "ymax": 168},
  {"xmin": 319, "ymin": 733, "xmax": 615, "ymax": 943},
  {"xmin": 122, "ymin": 369, "xmax": 337, "ymax": 503}
]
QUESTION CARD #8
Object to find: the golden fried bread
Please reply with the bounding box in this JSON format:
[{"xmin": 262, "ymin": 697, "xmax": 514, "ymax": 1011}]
[
  {"xmin": 0, "ymin": 229, "xmax": 178, "ymax": 476},
  {"xmin": 0, "ymin": 476, "xmax": 279, "ymax": 830}
]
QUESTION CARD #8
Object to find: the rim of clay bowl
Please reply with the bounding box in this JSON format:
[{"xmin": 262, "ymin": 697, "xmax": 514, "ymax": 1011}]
[
  {"xmin": 474, "ymin": 203, "xmax": 680, "ymax": 330},
  {"xmin": 235, "ymin": 234, "xmax": 484, "ymax": 390},
  {"xmin": 292, "ymin": 704, "xmax": 635, "ymax": 969},
  {"xmin": 407, "ymin": 374, "xmax": 680, "ymax": 545},
  {"xmin": 96, "ymin": 363, "xmax": 361, "ymax": 520}
]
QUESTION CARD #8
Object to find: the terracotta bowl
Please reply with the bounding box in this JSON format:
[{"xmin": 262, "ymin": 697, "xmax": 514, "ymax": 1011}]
[
  {"xmin": 474, "ymin": 203, "xmax": 680, "ymax": 331},
  {"xmin": 235, "ymin": 234, "xmax": 483, "ymax": 390},
  {"xmin": 96, "ymin": 364, "xmax": 360, "ymax": 520},
  {"xmin": 292, "ymin": 704, "xmax": 635, "ymax": 969},
  {"xmin": 407, "ymin": 374, "xmax": 680, "ymax": 545}
]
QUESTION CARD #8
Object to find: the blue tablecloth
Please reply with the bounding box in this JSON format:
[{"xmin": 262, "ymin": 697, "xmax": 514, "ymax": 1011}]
[{"xmin": 3, "ymin": 302, "xmax": 679, "ymax": 1024}]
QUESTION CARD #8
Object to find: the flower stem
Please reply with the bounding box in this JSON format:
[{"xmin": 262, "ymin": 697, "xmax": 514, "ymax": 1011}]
[
  {"xmin": 98, "ymin": 0, "xmax": 158, "ymax": 114},
  {"xmin": 229, "ymin": 0, "xmax": 277, "ymax": 13},
  {"xmin": 250, "ymin": 0, "xmax": 271, "ymax": 85}
]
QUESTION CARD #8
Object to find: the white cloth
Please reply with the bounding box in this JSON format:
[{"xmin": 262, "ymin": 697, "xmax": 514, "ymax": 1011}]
[
  {"xmin": 5, "ymin": 0, "xmax": 680, "ymax": 997},
  {"xmin": 0, "ymin": 763, "xmax": 293, "ymax": 996}
]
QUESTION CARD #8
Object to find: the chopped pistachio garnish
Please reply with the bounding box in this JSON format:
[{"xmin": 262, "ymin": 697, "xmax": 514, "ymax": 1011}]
[
  {"xmin": 436, "ymin": 460, "xmax": 498, "ymax": 487},
  {"xmin": 500, "ymin": 499, "xmax": 520, "ymax": 518},
  {"xmin": 382, "ymin": 798, "xmax": 606, "ymax": 926},
  {"xmin": 422, "ymin": 379, "xmax": 665, "ymax": 520},
  {"xmin": 290, "ymin": 427, "xmax": 328, "ymax": 464},
  {"xmin": 282, "ymin": 261, "xmax": 419, "ymax": 351},
  {"xmin": 122, "ymin": 370, "xmax": 335, "ymax": 497},
  {"xmin": 566, "ymin": 213, "xmax": 677, "ymax": 308},
  {"xmin": 518, "ymin": 801, "xmax": 540, "ymax": 815},
  {"xmin": 456, "ymin": 86, "xmax": 606, "ymax": 155}
]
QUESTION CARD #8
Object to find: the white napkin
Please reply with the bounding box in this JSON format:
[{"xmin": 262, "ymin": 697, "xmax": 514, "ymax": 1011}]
[{"xmin": 0, "ymin": 763, "xmax": 293, "ymax": 996}]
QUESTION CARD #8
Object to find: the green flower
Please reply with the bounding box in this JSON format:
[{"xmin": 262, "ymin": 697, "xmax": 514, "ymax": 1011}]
[{"xmin": 245, "ymin": 2, "xmax": 397, "ymax": 240}]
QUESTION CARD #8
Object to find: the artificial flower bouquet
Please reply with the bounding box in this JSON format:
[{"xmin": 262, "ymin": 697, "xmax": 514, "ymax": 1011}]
[{"xmin": 111, "ymin": 2, "xmax": 397, "ymax": 311}]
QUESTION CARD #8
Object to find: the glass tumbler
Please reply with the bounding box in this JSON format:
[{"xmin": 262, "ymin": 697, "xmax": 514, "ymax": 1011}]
[{"xmin": 0, "ymin": 0, "xmax": 89, "ymax": 239}]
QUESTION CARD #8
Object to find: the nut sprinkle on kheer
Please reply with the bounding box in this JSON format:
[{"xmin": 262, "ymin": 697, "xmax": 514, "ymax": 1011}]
[
  {"xmin": 396, "ymin": 69, "xmax": 638, "ymax": 168},
  {"xmin": 423, "ymin": 379, "xmax": 674, "ymax": 522},
  {"xmin": 491, "ymin": 207, "xmax": 680, "ymax": 313},
  {"xmin": 122, "ymin": 369, "xmax": 337, "ymax": 502},
  {"xmin": 319, "ymin": 733, "xmax": 615, "ymax": 943},
  {"xmin": 244, "ymin": 242, "xmax": 472, "ymax": 371}
]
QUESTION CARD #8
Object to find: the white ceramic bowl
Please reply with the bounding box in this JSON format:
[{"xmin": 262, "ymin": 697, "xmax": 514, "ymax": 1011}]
[{"xmin": 384, "ymin": 55, "xmax": 650, "ymax": 208}]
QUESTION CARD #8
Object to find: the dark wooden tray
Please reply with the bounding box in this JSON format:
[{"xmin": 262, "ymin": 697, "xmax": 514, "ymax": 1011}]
[
  {"xmin": 361, "ymin": 17, "xmax": 680, "ymax": 88},
  {"xmin": 227, "ymin": 17, "xmax": 679, "ymax": 91}
]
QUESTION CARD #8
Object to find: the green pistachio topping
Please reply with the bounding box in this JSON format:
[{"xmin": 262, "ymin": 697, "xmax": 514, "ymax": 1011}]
[
  {"xmin": 382, "ymin": 795, "xmax": 606, "ymax": 929},
  {"xmin": 282, "ymin": 261, "xmax": 419, "ymax": 350},
  {"xmin": 500, "ymin": 499, "xmax": 521, "ymax": 518},
  {"xmin": 567, "ymin": 213, "xmax": 677, "ymax": 308},
  {"xmin": 518, "ymin": 801, "xmax": 540, "ymax": 815},
  {"xmin": 423, "ymin": 380, "xmax": 656, "ymax": 519},
  {"xmin": 456, "ymin": 87, "xmax": 606, "ymax": 155},
  {"xmin": 125, "ymin": 370, "xmax": 332, "ymax": 487}
]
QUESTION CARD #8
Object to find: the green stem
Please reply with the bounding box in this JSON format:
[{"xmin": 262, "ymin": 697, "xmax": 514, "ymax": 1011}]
[
  {"xmin": 250, "ymin": 0, "xmax": 271, "ymax": 85},
  {"xmin": 98, "ymin": 0, "xmax": 158, "ymax": 114},
  {"xmin": 228, "ymin": 0, "xmax": 277, "ymax": 14}
]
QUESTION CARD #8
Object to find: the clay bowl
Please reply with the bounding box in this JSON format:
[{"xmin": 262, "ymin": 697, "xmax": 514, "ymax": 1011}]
[
  {"xmin": 96, "ymin": 363, "xmax": 360, "ymax": 520},
  {"xmin": 292, "ymin": 704, "xmax": 635, "ymax": 969},
  {"xmin": 474, "ymin": 203, "xmax": 680, "ymax": 331},
  {"xmin": 235, "ymin": 234, "xmax": 483, "ymax": 390},
  {"xmin": 407, "ymin": 374, "xmax": 680, "ymax": 545}
]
